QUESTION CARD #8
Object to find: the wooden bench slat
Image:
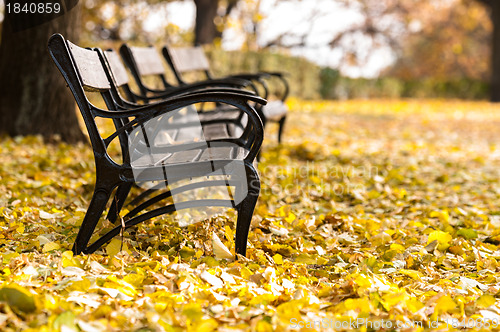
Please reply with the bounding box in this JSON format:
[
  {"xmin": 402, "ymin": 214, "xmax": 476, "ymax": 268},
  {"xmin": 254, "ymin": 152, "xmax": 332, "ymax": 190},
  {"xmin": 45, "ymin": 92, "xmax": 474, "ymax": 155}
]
[
  {"xmin": 168, "ymin": 46, "xmax": 211, "ymax": 73},
  {"xmin": 163, "ymin": 44, "xmax": 289, "ymax": 143},
  {"xmin": 129, "ymin": 46, "xmax": 165, "ymax": 76},
  {"xmin": 67, "ymin": 41, "xmax": 110, "ymax": 90},
  {"xmin": 104, "ymin": 50, "xmax": 130, "ymax": 87}
]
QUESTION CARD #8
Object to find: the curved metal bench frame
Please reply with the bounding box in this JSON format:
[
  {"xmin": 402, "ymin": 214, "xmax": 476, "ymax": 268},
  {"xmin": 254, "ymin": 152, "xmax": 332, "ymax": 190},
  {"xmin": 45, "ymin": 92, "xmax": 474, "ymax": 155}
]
[{"xmin": 48, "ymin": 34, "xmax": 266, "ymax": 256}]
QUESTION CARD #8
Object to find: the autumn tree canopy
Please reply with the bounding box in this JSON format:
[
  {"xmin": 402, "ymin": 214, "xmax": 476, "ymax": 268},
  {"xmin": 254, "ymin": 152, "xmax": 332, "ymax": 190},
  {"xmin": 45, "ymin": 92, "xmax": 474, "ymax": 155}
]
[
  {"xmin": 386, "ymin": 0, "xmax": 491, "ymax": 81},
  {"xmin": 79, "ymin": 0, "xmax": 498, "ymax": 100}
]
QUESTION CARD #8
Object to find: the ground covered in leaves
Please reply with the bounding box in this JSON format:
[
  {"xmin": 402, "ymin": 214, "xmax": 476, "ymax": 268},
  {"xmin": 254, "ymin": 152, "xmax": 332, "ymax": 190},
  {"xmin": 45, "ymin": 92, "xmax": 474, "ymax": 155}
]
[{"xmin": 2, "ymin": 99, "xmax": 500, "ymax": 331}]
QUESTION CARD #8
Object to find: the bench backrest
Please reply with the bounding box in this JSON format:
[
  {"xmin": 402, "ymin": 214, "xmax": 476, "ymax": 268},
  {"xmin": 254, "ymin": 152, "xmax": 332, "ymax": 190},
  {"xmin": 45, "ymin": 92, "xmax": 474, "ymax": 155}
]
[
  {"xmin": 103, "ymin": 49, "xmax": 130, "ymax": 87},
  {"xmin": 127, "ymin": 46, "xmax": 165, "ymax": 76},
  {"xmin": 67, "ymin": 41, "xmax": 110, "ymax": 91},
  {"xmin": 162, "ymin": 45, "xmax": 212, "ymax": 85},
  {"xmin": 48, "ymin": 34, "xmax": 128, "ymax": 159},
  {"xmin": 166, "ymin": 46, "xmax": 210, "ymax": 73},
  {"xmin": 100, "ymin": 48, "xmax": 143, "ymax": 104},
  {"xmin": 119, "ymin": 44, "xmax": 171, "ymax": 97}
]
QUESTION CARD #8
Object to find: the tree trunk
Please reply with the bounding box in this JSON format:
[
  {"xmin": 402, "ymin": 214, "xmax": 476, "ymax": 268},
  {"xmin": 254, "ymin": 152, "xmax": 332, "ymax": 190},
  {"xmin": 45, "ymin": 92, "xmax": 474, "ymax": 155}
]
[
  {"xmin": 0, "ymin": 1, "xmax": 85, "ymax": 142},
  {"xmin": 491, "ymin": 1, "xmax": 500, "ymax": 101},
  {"xmin": 193, "ymin": 0, "xmax": 219, "ymax": 45}
]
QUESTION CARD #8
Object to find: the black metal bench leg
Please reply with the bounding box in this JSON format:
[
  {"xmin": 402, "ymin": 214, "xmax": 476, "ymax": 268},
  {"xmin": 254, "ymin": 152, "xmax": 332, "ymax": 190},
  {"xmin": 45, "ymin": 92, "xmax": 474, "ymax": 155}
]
[
  {"xmin": 73, "ymin": 188, "xmax": 113, "ymax": 255},
  {"xmin": 277, "ymin": 115, "xmax": 286, "ymax": 143},
  {"xmin": 234, "ymin": 163, "xmax": 260, "ymax": 257},
  {"xmin": 107, "ymin": 183, "xmax": 133, "ymax": 223}
]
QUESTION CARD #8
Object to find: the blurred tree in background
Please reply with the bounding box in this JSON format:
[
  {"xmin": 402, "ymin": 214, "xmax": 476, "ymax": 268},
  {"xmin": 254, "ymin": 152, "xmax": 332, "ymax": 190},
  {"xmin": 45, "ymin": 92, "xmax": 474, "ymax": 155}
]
[
  {"xmin": 0, "ymin": 0, "xmax": 85, "ymax": 142},
  {"xmin": 59, "ymin": 0, "xmax": 500, "ymax": 97},
  {"xmin": 80, "ymin": 0, "xmax": 242, "ymax": 45},
  {"xmin": 476, "ymin": 0, "xmax": 500, "ymax": 101},
  {"xmin": 387, "ymin": 1, "xmax": 490, "ymax": 82}
]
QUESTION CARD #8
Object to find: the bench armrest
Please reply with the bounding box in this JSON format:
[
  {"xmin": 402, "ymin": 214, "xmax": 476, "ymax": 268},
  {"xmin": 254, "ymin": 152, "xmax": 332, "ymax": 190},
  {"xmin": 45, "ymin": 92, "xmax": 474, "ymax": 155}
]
[
  {"xmin": 167, "ymin": 79, "xmax": 262, "ymax": 109},
  {"xmin": 151, "ymin": 85, "xmax": 256, "ymax": 100},
  {"xmin": 96, "ymin": 90, "xmax": 265, "ymax": 118},
  {"xmin": 96, "ymin": 91, "xmax": 266, "ymax": 162},
  {"xmin": 122, "ymin": 86, "xmax": 257, "ymax": 107},
  {"xmin": 142, "ymin": 77, "xmax": 251, "ymax": 95},
  {"xmin": 257, "ymin": 71, "xmax": 290, "ymax": 101},
  {"xmin": 184, "ymin": 77, "xmax": 252, "ymax": 88},
  {"xmin": 227, "ymin": 73, "xmax": 271, "ymax": 81},
  {"xmin": 260, "ymin": 71, "xmax": 288, "ymax": 78},
  {"xmin": 227, "ymin": 72, "xmax": 290, "ymax": 101}
]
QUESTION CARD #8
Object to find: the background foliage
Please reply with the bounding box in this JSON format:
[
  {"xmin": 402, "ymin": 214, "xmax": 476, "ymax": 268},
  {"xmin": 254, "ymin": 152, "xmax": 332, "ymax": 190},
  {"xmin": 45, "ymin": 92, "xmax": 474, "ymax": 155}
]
[
  {"xmin": 203, "ymin": 50, "xmax": 490, "ymax": 100},
  {"xmin": 0, "ymin": 0, "xmax": 494, "ymax": 101},
  {"xmin": 75, "ymin": 0, "xmax": 494, "ymax": 100}
]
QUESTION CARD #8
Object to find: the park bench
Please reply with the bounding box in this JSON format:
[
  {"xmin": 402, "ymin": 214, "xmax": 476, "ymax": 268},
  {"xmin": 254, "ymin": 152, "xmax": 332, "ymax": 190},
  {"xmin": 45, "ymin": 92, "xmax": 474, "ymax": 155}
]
[
  {"xmin": 117, "ymin": 44, "xmax": 254, "ymax": 103},
  {"xmin": 118, "ymin": 44, "xmax": 256, "ymax": 141},
  {"xmin": 98, "ymin": 48, "xmax": 264, "ymax": 221},
  {"xmin": 162, "ymin": 45, "xmax": 289, "ymax": 143},
  {"xmin": 100, "ymin": 48, "xmax": 254, "ymax": 143},
  {"xmin": 48, "ymin": 34, "xmax": 266, "ymax": 256},
  {"xmin": 101, "ymin": 48, "xmax": 252, "ymax": 105}
]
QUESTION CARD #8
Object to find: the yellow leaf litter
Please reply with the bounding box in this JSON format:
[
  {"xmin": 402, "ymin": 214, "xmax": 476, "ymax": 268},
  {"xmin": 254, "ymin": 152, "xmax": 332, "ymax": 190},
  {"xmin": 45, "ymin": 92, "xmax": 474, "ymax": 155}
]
[{"xmin": 0, "ymin": 99, "xmax": 500, "ymax": 330}]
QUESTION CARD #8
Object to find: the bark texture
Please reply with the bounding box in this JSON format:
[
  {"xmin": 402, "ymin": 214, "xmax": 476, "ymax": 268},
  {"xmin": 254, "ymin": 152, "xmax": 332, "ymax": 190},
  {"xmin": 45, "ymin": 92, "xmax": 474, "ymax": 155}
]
[
  {"xmin": 193, "ymin": 0, "xmax": 219, "ymax": 45},
  {"xmin": 0, "ymin": 2, "xmax": 85, "ymax": 142},
  {"xmin": 490, "ymin": 1, "xmax": 500, "ymax": 101}
]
